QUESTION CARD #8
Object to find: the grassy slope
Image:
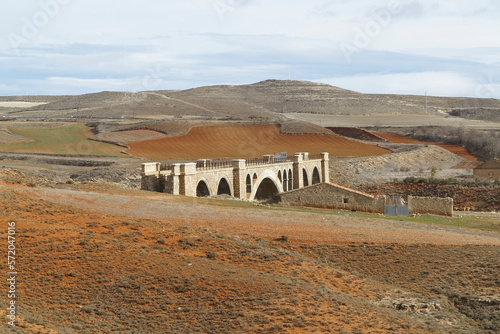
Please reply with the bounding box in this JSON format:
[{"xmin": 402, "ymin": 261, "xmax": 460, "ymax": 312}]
[
  {"xmin": 1, "ymin": 124, "xmax": 123, "ymax": 156},
  {"xmin": 284, "ymin": 206, "xmax": 500, "ymax": 231}
]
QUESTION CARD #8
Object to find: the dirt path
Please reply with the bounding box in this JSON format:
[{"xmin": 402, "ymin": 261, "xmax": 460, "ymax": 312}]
[
  {"xmin": 147, "ymin": 92, "xmax": 222, "ymax": 115},
  {"xmin": 10, "ymin": 185, "xmax": 500, "ymax": 246}
]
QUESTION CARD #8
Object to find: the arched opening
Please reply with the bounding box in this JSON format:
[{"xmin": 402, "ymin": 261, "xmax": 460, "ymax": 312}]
[
  {"xmin": 246, "ymin": 174, "xmax": 252, "ymax": 194},
  {"xmin": 312, "ymin": 167, "xmax": 321, "ymax": 184},
  {"xmin": 283, "ymin": 170, "xmax": 288, "ymax": 192},
  {"xmin": 253, "ymin": 173, "xmax": 258, "ymax": 183},
  {"xmin": 278, "ymin": 170, "xmax": 282, "ymax": 182},
  {"xmin": 303, "ymin": 169, "xmax": 309, "ymax": 187},
  {"xmin": 217, "ymin": 178, "xmax": 231, "ymax": 196},
  {"xmin": 288, "ymin": 168, "xmax": 293, "ymax": 190},
  {"xmin": 196, "ymin": 181, "xmax": 210, "ymax": 197},
  {"xmin": 255, "ymin": 178, "xmax": 280, "ymax": 203}
]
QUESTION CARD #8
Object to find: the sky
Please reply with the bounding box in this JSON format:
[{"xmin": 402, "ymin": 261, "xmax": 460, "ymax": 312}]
[{"xmin": 1, "ymin": 0, "xmax": 499, "ymax": 98}]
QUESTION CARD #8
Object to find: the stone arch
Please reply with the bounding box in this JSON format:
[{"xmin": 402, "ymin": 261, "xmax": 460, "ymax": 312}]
[
  {"xmin": 252, "ymin": 173, "xmax": 258, "ymax": 184},
  {"xmin": 246, "ymin": 174, "xmax": 252, "ymax": 194},
  {"xmin": 312, "ymin": 167, "xmax": 321, "ymax": 184},
  {"xmin": 288, "ymin": 168, "xmax": 293, "ymax": 190},
  {"xmin": 249, "ymin": 169, "xmax": 283, "ymax": 201},
  {"xmin": 303, "ymin": 168, "xmax": 309, "ymax": 187},
  {"xmin": 217, "ymin": 177, "xmax": 232, "ymax": 196},
  {"xmin": 278, "ymin": 170, "xmax": 282, "ymax": 182},
  {"xmin": 283, "ymin": 170, "xmax": 288, "ymax": 191},
  {"xmin": 254, "ymin": 178, "xmax": 280, "ymax": 202},
  {"xmin": 196, "ymin": 180, "xmax": 210, "ymax": 197}
]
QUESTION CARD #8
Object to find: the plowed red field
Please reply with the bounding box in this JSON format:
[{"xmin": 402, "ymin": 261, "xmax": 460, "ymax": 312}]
[
  {"xmin": 374, "ymin": 132, "xmax": 478, "ymax": 160},
  {"xmin": 126, "ymin": 124, "xmax": 391, "ymax": 159}
]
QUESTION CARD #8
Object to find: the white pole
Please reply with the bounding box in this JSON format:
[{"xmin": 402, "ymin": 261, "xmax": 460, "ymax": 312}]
[{"xmin": 425, "ymin": 91, "xmax": 428, "ymax": 113}]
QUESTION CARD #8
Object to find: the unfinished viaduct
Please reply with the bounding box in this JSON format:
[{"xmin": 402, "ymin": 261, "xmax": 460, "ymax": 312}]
[{"xmin": 141, "ymin": 152, "xmax": 329, "ymax": 201}]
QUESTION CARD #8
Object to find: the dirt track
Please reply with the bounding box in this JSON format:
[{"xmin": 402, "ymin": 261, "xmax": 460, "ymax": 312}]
[{"xmin": 10, "ymin": 184, "xmax": 499, "ymax": 246}]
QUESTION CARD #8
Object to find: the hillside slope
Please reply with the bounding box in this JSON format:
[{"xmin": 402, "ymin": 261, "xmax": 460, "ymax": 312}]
[{"xmin": 4, "ymin": 80, "xmax": 500, "ymax": 122}]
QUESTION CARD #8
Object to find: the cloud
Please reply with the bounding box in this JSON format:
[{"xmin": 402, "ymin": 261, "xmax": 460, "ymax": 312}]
[{"xmin": 0, "ymin": 0, "xmax": 499, "ymax": 97}]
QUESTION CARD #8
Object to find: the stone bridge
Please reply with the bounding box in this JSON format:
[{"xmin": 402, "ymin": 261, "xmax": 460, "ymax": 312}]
[{"xmin": 141, "ymin": 152, "xmax": 330, "ymax": 201}]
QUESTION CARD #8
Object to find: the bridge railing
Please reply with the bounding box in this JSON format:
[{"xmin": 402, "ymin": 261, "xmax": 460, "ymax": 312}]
[
  {"xmin": 246, "ymin": 156, "xmax": 292, "ymax": 166},
  {"xmin": 159, "ymin": 154, "xmax": 304, "ymax": 172},
  {"xmin": 196, "ymin": 159, "xmax": 233, "ymax": 170}
]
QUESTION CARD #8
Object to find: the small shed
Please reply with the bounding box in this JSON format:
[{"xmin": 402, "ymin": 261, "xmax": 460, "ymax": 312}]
[{"xmin": 473, "ymin": 159, "xmax": 500, "ymax": 180}]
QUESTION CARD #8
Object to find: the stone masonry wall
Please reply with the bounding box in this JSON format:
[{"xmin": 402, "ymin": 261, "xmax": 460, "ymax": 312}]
[
  {"xmin": 280, "ymin": 183, "xmax": 386, "ymax": 213},
  {"xmin": 141, "ymin": 174, "xmax": 163, "ymax": 192},
  {"xmin": 408, "ymin": 196, "xmax": 453, "ymax": 217},
  {"xmin": 474, "ymin": 168, "xmax": 500, "ymax": 180}
]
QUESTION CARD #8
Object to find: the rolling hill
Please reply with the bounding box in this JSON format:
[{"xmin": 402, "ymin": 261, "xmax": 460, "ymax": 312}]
[{"xmin": 2, "ymin": 80, "xmax": 499, "ymax": 125}]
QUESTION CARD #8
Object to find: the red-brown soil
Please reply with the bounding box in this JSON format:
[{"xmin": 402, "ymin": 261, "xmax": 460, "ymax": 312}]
[
  {"xmin": 374, "ymin": 132, "xmax": 479, "ymax": 161},
  {"xmin": 0, "ymin": 170, "xmax": 498, "ymax": 333},
  {"xmin": 126, "ymin": 124, "xmax": 391, "ymax": 160}
]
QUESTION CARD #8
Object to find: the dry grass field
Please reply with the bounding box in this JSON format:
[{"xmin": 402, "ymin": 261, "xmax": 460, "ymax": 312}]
[
  {"xmin": 0, "ymin": 102, "xmax": 47, "ymax": 108},
  {"xmin": 125, "ymin": 124, "xmax": 391, "ymax": 160},
  {"xmin": 0, "ymin": 123, "xmax": 124, "ymax": 156},
  {"xmin": 0, "ymin": 170, "xmax": 498, "ymax": 333},
  {"xmin": 285, "ymin": 112, "xmax": 500, "ymax": 129},
  {"xmin": 95, "ymin": 129, "xmax": 167, "ymax": 143}
]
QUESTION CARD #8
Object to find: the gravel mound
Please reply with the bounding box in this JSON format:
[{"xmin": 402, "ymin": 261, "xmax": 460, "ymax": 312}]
[
  {"xmin": 330, "ymin": 145, "xmax": 466, "ymax": 186},
  {"xmin": 70, "ymin": 166, "xmax": 141, "ymax": 188}
]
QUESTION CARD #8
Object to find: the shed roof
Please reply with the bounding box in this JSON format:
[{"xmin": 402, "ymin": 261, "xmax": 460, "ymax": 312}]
[{"xmin": 475, "ymin": 159, "xmax": 500, "ymax": 169}]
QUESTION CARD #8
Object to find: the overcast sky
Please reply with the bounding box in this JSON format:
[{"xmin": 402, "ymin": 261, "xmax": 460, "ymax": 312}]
[{"xmin": 1, "ymin": 0, "xmax": 499, "ymax": 98}]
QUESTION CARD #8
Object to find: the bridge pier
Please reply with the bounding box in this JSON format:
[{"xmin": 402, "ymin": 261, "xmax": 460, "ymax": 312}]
[
  {"xmin": 293, "ymin": 153, "xmax": 304, "ymax": 189},
  {"xmin": 232, "ymin": 159, "xmax": 246, "ymax": 200},
  {"xmin": 180, "ymin": 163, "xmax": 197, "ymax": 196},
  {"xmin": 166, "ymin": 164, "xmax": 181, "ymax": 195},
  {"xmin": 321, "ymin": 152, "xmax": 330, "ymax": 183}
]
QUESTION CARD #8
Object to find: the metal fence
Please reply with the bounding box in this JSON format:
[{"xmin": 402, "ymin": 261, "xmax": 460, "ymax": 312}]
[
  {"xmin": 196, "ymin": 160, "xmax": 233, "ymax": 170},
  {"xmin": 247, "ymin": 157, "xmax": 292, "ymax": 166},
  {"xmin": 384, "ymin": 205, "xmax": 409, "ymax": 217}
]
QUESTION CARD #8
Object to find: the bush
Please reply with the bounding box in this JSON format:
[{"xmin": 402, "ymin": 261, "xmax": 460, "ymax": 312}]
[
  {"xmin": 402, "ymin": 176, "xmax": 496, "ymax": 187},
  {"xmin": 274, "ymin": 235, "xmax": 289, "ymax": 242}
]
